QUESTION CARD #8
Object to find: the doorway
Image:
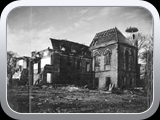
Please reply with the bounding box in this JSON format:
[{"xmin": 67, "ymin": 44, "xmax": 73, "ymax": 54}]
[
  {"xmin": 106, "ymin": 77, "xmax": 111, "ymax": 90},
  {"xmin": 94, "ymin": 78, "xmax": 99, "ymax": 89}
]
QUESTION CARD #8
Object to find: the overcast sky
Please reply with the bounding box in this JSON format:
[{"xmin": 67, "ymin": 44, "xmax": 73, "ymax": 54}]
[{"xmin": 7, "ymin": 7, "xmax": 153, "ymax": 56}]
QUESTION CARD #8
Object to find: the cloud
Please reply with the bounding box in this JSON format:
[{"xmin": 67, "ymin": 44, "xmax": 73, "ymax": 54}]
[
  {"xmin": 7, "ymin": 31, "xmax": 31, "ymax": 56},
  {"xmin": 73, "ymin": 7, "xmax": 112, "ymax": 29},
  {"xmin": 74, "ymin": 15, "xmax": 98, "ymax": 29},
  {"xmin": 99, "ymin": 7, "xmax": 110, "ymax": 16},
  {"xmin": 7, "ymin": 7, "xmax": 153, "ymax": 56},
  {"xmin": 79, "ymin": 9, "xmax": 89, "ymax": 15},
  {"xmin": 30, "ymin": 26, "xmax": 67, "ymax": 51},
  {"xmin": 7, "ymin": 25, "xmax": 67, "ymax": 56},
  {"xmin": 120, "ymin": 13, "xmax": 136, "ymax": 19},
  {"xmin": 74, "ymin": 20, "xmax": 87, "ymax": 28}
]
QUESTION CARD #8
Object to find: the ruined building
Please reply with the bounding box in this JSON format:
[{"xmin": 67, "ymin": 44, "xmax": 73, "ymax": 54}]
[
  {"xmin": 12, "ymin": 56, "xmax": 29, "ymax": 85},
  {"xmin": 90, "ymin": 27, "xmax": 140, "ymax": 89},
  {"xmin": 31, "ymin": 39, "xmax": 92, "ymax": 86},
  {"xmin": 12, "ymin": 27, "xmax": 140, "ymax": 90}
]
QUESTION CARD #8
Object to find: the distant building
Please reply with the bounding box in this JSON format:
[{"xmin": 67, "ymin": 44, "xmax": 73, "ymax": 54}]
[
  {"xmin": 90, "ymin": 27, "xmax": 140, "ymax": 89},
  {"xmin": 31, "ymin": 39, "xmax": 92, "ymax": 86}
]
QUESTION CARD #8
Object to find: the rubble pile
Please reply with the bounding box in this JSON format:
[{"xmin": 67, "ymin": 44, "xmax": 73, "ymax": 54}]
[{"xmin": 7, "ymin": 85, "xmax": 148, "ymax": 113}]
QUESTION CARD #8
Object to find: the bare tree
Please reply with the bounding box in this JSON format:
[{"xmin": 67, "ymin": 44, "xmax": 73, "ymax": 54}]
[
  {"xmin": 7, "ymin": 51, "xmax": 18, "ymax": 86},
  {"xmin": 128, "ymin": 33, "xmax": 153, "ymax": 108},
  {"xmin": 127, "ymin": 33, "xmax": 153, "ymax": 62}
]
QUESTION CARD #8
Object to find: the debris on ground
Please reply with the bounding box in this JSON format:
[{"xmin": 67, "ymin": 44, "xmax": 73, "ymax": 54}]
[
  {"xmin": 7, "ymin": 85, "xmax": 148, "ymax": 113},
  {"xmin": 62, "ymin": 86, "xmax": 80, "ymax": 92}
]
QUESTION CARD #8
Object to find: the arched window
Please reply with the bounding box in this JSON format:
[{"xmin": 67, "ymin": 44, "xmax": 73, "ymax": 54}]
[
  {"xmin": 60, "ymin": 43, "xmax": 66, "ymax": 51},
  {"xmin": 94, "ymin": 56, "xmax": 100, "ymax": 67},
  {"xmin": 93, "ymin": 50, "xmax": 100, "ymax": 67},
  {"xmin": 125, "ymin": 50, "xmax": 129, "ymax": 70},
  {"xmin": 71, "ymin": 49, "xmax": 76, "ymax": 53},
  {"xmin": 93, "ymin": 50, "xmax": 100, "ymax": 57},
  {"xmin": 125, "ymin": 49, "xmax": 132, "ymax": 71},
  {"xmin": 129, "ymin": 55, "xmax": 132, "ymax": 70},
  {"xmin": 71, "ymin": 45, "xmax": 77, "ymax": 53},
  {"xmin": 104, "ymin": 48, "xmax": 112, "ymax": 65},
  {"xmin": 60, "ymin": 43, "xmax": 71, "ymax": 53}
]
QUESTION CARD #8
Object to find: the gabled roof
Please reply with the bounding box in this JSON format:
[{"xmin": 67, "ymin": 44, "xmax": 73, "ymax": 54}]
[
  {"xmin": 90, "ymin": 27, "xmax": 134, "ymax": 49},
  {"xmin": 116, "ymin": 28, "xmax": 133, "ymax": 46}
]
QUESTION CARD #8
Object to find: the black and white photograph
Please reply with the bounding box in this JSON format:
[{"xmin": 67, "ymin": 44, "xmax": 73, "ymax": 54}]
[{"xmin": 7, "ymin": 6, "xmax": 153, "ymax": 113}]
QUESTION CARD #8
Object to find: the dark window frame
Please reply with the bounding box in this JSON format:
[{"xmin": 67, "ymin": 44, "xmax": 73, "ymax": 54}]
[{"xmin": 104, "ymin": 49, "xmax": 112, "ymax": 65}]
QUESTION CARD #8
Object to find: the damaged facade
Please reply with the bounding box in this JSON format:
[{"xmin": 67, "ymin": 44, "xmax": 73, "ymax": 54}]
[
  {"xmin": 12, "ymin": 56, "xmax": 29, "ymax": 85},
  {"xmin": 31, "ymin": 39, "xmax": 92, "ymax": 87},
  {"xmin": 90, "ymin": 27, "xmax": 140, "ymax": 89},
  {"xmin": 11, "ymin": 27, "xmax": 140, "ymax": 90}
]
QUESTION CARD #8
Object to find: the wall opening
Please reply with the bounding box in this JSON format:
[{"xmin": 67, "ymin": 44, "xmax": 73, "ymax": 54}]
[
  {"xmin": 86, "ymin": 62, "xmax": 90, "ymax": 72},
  {"xmin": 94, "ymin": 78, "xmax": 99, "ymax": 89},
  {"xmin": 47, "ymin": 73, "xmax": 52, "ymax": 83},
  {"xmin": 106, "ymin": 77, "xmax": 111, "ymax": 90}
]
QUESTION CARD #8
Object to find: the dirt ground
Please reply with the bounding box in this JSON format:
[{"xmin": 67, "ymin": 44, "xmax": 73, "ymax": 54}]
[{"xmin": 7, "ymin": 85, "xmax": 148, "ymax": 113}]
